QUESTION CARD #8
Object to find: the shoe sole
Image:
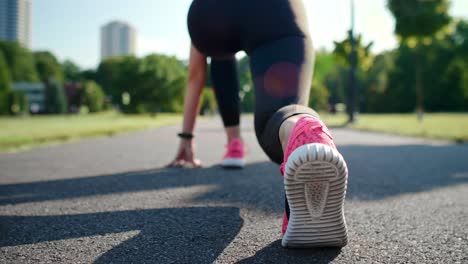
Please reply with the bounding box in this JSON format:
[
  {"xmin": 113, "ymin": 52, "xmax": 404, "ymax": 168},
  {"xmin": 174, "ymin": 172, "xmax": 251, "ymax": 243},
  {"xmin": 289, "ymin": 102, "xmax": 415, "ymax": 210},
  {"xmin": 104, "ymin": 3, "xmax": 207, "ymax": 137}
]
[
  {"xmin": 221, "ymin": 158, "xmax": 245, "ymax": 168},
  {"xmin": 282, "ymin": 143, "xmax": 348, "ymax": 248}
]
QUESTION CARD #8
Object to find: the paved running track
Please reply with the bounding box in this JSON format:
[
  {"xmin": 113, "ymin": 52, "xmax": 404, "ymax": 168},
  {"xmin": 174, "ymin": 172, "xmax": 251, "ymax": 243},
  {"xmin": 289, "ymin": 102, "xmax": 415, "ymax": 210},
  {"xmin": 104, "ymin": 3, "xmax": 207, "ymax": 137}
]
[{"xmin": 1, "ymin": 116, "xmax": 467, "ymax": 263}]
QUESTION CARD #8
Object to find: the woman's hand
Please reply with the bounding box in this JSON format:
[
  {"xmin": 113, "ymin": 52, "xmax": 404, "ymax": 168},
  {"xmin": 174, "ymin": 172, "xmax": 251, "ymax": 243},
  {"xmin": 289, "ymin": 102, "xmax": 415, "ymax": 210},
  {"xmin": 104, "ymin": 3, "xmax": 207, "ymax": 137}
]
[
  {"xmin": 168, "ymin": 44, "xmax": 206, "ymax": 169},
  {"xmin": 168, "ymin": 139, "xmax": 202, "ymax": 168}
]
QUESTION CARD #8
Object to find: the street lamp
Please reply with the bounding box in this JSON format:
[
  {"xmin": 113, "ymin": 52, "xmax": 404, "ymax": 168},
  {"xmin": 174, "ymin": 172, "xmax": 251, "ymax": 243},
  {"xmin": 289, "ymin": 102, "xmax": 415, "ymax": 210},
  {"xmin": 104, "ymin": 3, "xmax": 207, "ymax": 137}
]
[{"xmin": 348, "ymin": 0, "xmax": 358, "ymax": 123}]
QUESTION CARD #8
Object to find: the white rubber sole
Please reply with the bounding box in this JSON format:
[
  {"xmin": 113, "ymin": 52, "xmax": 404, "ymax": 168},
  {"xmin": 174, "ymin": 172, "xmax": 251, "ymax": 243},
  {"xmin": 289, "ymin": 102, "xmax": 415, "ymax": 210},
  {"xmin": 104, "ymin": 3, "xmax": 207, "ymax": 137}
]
[
  {"xmin": 221, "ymin": 158, "xmax": 245, "ymax": 168},
  {"xmin": 282, "ymin": 143, "xmax": 348, "ymax": 248}
]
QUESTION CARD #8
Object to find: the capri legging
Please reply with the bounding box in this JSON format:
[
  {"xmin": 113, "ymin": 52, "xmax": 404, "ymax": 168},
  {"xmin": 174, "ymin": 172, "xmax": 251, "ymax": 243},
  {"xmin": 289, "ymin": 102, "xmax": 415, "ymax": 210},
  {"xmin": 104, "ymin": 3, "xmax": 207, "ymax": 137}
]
[{"xmin": 188, "ymin": 0, "xmax": 319, "ymax": 164}]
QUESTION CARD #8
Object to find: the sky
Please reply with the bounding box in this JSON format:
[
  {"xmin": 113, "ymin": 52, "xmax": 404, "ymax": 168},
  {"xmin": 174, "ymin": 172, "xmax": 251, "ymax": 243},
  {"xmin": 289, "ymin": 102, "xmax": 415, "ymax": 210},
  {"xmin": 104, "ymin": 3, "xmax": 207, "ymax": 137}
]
[{"xmin": 32, "ymin": 0, "xmax": 468, "ymax": 69}]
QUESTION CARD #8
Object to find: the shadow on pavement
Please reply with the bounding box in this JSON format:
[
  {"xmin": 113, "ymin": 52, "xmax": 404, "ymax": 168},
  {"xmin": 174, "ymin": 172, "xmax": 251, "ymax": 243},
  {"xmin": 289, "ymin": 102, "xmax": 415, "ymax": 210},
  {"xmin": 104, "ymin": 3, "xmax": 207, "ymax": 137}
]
[
  {"xmin": 236, "ymin": 240, "xmax": 341, "ymax": 264},
  {"xmin": 0, "ymin": 207, "xmax": 243, "ymax": 263},
  {"xmin": 1, "ymin": 144, "xmax": 467, "ymax": 262},
  {"xmin": 1, "ymin": 145, "xmax": 467, "ymax": 209},
  {"xmin": 0, "ymin": 162, "xmax": 283, "ymax": 212}
]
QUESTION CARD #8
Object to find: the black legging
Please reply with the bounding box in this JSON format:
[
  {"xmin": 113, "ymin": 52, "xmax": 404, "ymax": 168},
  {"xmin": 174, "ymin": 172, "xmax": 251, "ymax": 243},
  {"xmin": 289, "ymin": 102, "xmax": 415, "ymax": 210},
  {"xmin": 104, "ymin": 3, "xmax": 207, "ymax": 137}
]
[{"xmin": 188, "ymin": 0, "xmax": 318, "ymax": 164}]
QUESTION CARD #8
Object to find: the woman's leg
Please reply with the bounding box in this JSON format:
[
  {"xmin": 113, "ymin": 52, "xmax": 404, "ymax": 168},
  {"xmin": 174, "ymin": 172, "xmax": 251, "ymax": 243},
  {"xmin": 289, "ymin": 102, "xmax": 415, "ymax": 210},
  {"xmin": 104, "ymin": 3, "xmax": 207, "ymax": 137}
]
[
  {"xmin": 211, "ymin": 58, "xmax": 242, "ymax": 142},
  {"xmin": 211, "ymin": 58, "xmax": 246, "ymax": 168},
  {"xmin": 249, "ymin": 35, "xmax": 318, "ymax": 164},
  {"xmin": 250, "ymin": 35, "xmax": 348, "ymax": 248}
]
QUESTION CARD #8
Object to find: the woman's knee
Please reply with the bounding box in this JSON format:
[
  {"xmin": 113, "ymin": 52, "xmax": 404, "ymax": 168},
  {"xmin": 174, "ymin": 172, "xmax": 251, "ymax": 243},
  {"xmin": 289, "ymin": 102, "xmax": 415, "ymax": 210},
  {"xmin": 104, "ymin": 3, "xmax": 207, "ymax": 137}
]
[{"xmin": 254, "ymin": 105, "xmax": 320, "ymax": 164}]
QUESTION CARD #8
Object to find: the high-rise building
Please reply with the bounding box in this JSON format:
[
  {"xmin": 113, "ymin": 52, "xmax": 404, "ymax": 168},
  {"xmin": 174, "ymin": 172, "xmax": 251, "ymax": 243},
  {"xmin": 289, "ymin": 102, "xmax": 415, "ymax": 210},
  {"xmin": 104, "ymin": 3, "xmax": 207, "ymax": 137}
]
[
  {"xmin": 100, "ymin": 21, "xmax": 136, "ymax": 60},
  {"xmin": 0, "ymin": 0, "xmax": 31, "ymax": 48}
]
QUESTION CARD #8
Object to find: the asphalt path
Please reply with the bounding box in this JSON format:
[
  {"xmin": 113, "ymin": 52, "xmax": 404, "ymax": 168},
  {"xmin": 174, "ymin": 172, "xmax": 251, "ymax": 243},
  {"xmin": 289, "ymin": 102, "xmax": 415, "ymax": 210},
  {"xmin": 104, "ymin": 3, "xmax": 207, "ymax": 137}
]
[{"xmin": 1, "ymin": 116, "xmax": 467, "ymax": 263}]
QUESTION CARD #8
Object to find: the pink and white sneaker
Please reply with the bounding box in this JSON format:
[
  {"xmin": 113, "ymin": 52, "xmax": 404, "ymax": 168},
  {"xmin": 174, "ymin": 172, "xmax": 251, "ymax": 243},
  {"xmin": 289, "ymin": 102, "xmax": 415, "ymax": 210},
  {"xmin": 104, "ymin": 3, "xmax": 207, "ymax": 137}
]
[
  {"xmin": 280, "ymin": 116, "xmax": 348, "ymax": 248},
  {"xmin": 221, "ymin": 138, "xmax": 246, "ymax": 168}
]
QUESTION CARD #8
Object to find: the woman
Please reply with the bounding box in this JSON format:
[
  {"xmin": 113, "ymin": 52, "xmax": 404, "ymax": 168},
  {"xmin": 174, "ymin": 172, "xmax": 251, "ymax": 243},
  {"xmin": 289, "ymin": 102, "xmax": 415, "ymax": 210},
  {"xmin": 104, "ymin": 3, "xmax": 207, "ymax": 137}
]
[{"xmin": 170, "ymin": 0, "xmax": 349, "ymax": 248}]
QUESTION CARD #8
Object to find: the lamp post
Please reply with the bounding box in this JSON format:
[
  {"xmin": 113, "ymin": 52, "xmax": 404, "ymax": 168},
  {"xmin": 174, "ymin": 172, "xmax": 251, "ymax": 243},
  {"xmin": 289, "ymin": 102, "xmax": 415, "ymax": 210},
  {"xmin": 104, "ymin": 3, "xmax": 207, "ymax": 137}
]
[{"xmin": 348, "ymin": 0, "xmax": 358, "ymax": 123}]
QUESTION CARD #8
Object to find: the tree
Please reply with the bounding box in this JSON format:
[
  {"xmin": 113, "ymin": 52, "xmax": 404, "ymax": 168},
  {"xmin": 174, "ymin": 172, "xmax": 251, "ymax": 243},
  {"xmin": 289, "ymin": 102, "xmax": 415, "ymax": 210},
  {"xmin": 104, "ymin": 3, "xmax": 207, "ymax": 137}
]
[
  {"xmin": 438, "ymin": 58, "xmax": 467, "ymax": 110},
  {"xmin": 333, "ymin": 34, "xmax": 373, "ymax": 115},
  {"xmin": 313, "ymin": 50, "xmax": 340, "ymax": 111},
  {"xmin": 96, "ymin": 56, "xmax": 139, "ymax": 104},
  {"xmin": 237, "ymin": 56, "xmax": 254, "ymax": 112},
  {"xmin": 0, "ymin": 41, "xmax": 38, "ymax": 82},
  {"xmin": 33, "ymin": 51, "xmax": 64, "ymax": 83},
  {"xmin": 388, "ymin": 0, "xmax": 451, "ymax": 118},
  {"xmin": 384, "ymin": 45, "xmax": 418, "ymax": 112},
  {"xmin": 0, "ymin": 92, "xmax": 9, "ymax": 115},
  {"xmin": 451, "ymin": 20, "xmax": 468, "ymax": 59},
  {"xmin": 381, "ymin": 18, "xmax": 468, "ymax": 113},
  {"xmin": 363, "ymin": 51, "xmax": 395, "ymax": 112},
  {"xmin": 314, "ymin": 51, "xmax": 335, "ymax": 84},
  {"xmin": 96, "ymin": 54, "xmax": 188, "ymax": 113},
  {"xmin": 324, "ymin": 65, "xmax": 348, "ymax": 109},
  {"xmin": 309, "ymin": 80, "xmax": 329, "ymax": 111},
  {"xmin": 333, "ymin": 35, "xmax": 373, "ymax": 71},
  {"xmin": 200, "ymin": 88, "xmax": 217, "ymax": 115},
  {"xmin": 0, "ymin": 49, "xmax": 30, "ymax": 115},
  {"xmin": 450, "ymin": 20, "xmax": 468, "ymax": 109},
  {"xmin": 135, "ymin": 54, "xmax": 187, "ymax": 113},
  {"xmin": 0, "ymin": 50, "xmax": 11, "ymax": 92},
  {"xmin": 0, "ymin": 51, "xmax": 12, "ymax": 115},
  {"xmin": 62, "ymin": 60, "xmax": 82, "ymax": 82},
  {"xmin": 45, "ymin": 80, "xmax": 67, "ymax": 114}
]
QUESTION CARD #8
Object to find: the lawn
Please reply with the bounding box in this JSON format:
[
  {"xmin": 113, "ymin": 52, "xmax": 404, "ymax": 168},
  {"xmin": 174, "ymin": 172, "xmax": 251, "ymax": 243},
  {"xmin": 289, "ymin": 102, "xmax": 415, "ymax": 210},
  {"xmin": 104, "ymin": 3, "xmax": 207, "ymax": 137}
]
[
  {"xmin": 0, "ymin": 112, "xmax": 182, "ymax": 152},
  {"xmin": 321, "ymin": 113, "xmax": 468, "ymax": 142},
  {"xmin": 1, "ymin": 112, "xmax": 467, "ymax": 153}
]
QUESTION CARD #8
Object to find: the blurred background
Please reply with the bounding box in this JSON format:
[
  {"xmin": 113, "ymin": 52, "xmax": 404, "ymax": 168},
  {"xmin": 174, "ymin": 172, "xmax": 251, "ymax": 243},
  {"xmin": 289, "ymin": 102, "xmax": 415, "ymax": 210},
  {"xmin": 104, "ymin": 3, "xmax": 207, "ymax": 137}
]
[{"xmin": 0, "ymin": 0, "xmax": 467, "ymax": 151}]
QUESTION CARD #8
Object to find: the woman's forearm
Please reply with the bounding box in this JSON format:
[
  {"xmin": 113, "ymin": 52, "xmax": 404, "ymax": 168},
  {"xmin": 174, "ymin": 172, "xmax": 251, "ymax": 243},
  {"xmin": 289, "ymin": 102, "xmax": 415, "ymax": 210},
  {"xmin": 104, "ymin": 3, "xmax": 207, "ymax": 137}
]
[
  {"xmin": 181, "ymin": 45, "xmax": 207, "ymax": 134},
  {"xmin": 181, "ymin": 79, "xmax": 204, "ymax": 134}
]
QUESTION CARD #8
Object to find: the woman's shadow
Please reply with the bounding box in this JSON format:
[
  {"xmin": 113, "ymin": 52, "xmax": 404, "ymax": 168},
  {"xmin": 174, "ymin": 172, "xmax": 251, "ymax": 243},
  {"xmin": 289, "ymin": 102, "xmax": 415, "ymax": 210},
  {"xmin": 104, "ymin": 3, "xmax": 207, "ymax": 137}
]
[
  {"xmin": 0, "ymin": 162, "xmax": 344, "ymax": 263},
  {"xmin": 0, "ymin": 207, "xmax": 243, "ymax": 263},
  {"xmin": 0, "ymin": 206, "xmax": 341, "ymax": 264}
]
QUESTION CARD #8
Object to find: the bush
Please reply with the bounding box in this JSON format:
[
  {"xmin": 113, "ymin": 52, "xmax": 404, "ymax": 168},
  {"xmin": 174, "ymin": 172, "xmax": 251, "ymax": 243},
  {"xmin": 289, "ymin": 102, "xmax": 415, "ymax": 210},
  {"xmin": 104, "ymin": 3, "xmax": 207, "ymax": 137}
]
[
  {"xmin": 81, "ymin": 81, "xmax": 105, "ymax": 113},
  {"xmin": 8, "ymin": 90, "xmax": 28, "ymax": 115},
  {"xmin": 0, "ymin": 90, "xmax": 29, "ymax": 115}
]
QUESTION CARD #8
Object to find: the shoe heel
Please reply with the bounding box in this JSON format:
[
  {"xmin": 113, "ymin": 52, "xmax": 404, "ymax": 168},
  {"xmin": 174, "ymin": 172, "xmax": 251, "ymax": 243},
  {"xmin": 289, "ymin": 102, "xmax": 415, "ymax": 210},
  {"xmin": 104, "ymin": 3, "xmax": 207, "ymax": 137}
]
[{"xmin": 282, "ymin": 143, "xmax": 348, "ymax": 248}]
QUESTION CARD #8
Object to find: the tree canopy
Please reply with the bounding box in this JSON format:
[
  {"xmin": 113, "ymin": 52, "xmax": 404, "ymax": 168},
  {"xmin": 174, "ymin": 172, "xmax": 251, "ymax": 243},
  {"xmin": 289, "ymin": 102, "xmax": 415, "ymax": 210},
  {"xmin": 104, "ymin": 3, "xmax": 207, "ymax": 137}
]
[
  {"xmin": 0, "ymin": 41, "xmax": 38, "ymax": 82},
  {"xmin": 388, "ymin": 0, "xmax": 451, "ymax": 39}
]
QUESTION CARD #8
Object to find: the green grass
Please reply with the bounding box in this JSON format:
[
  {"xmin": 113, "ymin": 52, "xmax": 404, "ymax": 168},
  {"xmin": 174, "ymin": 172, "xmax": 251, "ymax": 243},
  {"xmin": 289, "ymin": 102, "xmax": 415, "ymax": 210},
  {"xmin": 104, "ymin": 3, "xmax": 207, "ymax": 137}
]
[
  {"xmin": 1, "ymin": 112, "xmax": 467, "ymax": 153},
  {"xmin": 321, "ymin": 113, "xmax": 468, "ymax": 142},
  {"xmin": 0, "ymin": 112, "xmax": 182, "ymax": 152},
  {"xmin": 320, "ymin": 113, "xmax": 349, "ymax": 127}
]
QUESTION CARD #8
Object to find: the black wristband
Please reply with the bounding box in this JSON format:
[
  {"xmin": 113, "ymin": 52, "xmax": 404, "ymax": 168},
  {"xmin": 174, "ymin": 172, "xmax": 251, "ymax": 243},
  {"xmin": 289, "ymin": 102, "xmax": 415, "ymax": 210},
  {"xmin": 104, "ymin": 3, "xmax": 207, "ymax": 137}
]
[{"xmin": 178, "ymin": 132, "xmax": 194, "ymax": 139}]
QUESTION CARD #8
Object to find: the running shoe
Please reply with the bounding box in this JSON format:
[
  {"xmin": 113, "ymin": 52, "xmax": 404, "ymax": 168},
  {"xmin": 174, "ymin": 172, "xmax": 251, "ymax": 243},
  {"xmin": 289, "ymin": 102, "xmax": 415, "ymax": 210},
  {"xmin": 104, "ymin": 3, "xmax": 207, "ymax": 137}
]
[
  {"xmin": 280, "ymin": 116, "xmax": 348, "ymax": 248},
  {"xmin": 221, "ymin": 138, "xmax": 246, "ymax": 168}
]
